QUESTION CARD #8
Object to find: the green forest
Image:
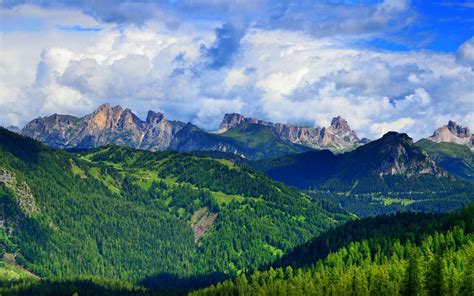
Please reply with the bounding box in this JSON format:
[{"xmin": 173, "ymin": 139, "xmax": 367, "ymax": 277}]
[{"xmin": 192, "ymin": 206, "xmax": 474, "ymax": 296}]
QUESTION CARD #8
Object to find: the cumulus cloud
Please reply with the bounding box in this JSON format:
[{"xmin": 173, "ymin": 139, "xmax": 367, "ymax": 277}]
[
  {"xmin": 370, "ymin": 117, "xmax": 416, "ymax": 138},
  {"xmin": 0, "ymin": 4, "xmax": 473, "ymax": 140},
  {"xmin": 456, "ymin": 37, "xmax": 474, "ymax": 68}
]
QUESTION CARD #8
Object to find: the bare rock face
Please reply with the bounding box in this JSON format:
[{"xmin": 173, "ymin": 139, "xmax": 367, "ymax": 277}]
[
  {"xmin": 427, "ymin": 120, "xmax": 474, "ymax": 148},
  {"xmin": 218, "ymin": 113, "xmax": 246, "ymax": 133},
  {"xmin": 217, "ymin": 113, "xmax": 362, "ymax": 151},
  {"xmin": 22, "ymin": 104, "xmax": 186, "ymax": 151},
  {"xmin": 191, "ymin": 207, "xmax": 218, "ymax": 242},
  {"xmin": 22, "ymin": 113, "xmax": 80, "ymax": 148}
]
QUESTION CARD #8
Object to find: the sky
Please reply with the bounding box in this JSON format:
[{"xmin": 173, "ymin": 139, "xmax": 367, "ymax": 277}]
[{"xmin": 0, "ymin": 0, "xmax": 473, "ymax": 139}]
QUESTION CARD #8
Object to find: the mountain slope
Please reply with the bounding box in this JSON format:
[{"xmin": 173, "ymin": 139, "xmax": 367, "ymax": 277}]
[
  {"xmin": 254, "ymin": 132, "xmax": 474, "ymax": 216},
  {"xmin": 256, "ymin": 132, "xmax": 446, "ymax": 188},
  {"xmin": 417, "ymin": 139, "xmax": 474, "ymax": 182},
  {"xmin": 0, "ymin": 127, "xmax": 347, "ymax": 290}
]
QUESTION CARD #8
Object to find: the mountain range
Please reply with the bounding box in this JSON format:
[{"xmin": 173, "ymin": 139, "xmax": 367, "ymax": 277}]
[
  {"xmin": 218, "ymin": 113, "xmax": 366, "ymax": 150},
  {"xmin": 18, "ymin": 104, "xmax": 363, "ymax": 160},
  {"xmin": 5, "ymin": 104, "xmax": 473, "ymax": 186},
  {"xmin": 13, "ymin": 104, "xmax": 474, "ymax": 159}
]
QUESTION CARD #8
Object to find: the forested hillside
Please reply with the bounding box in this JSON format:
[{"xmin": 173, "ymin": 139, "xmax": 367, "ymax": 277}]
[
  {"xmin": 192, "ymin": 206, "xmax": 474, "ymax": 296},
  {"xmin": 0, "ymin": 127, "xmax": 346, "ymax": 292}
]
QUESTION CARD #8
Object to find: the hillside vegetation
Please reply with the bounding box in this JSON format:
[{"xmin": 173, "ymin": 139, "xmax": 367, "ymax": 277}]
[{"xmin": 416, "ymin": 139, "xmax": 474, "ymax": 182}]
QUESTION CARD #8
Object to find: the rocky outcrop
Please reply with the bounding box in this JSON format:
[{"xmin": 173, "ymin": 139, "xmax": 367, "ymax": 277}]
[
  {"xmin": 191, "ymin": 207, "xmax": 218, "ymax": 242},
  {"xmin": 427, "ymin": 121, "xmax": 474, "ymax": 149},
  {"xmin": 218, "ymin": 113, "xmax": 363, "ymax": 151},
  {"xmin": 0, "ymin": 168, "xmax": 39, "ymax": 217}
]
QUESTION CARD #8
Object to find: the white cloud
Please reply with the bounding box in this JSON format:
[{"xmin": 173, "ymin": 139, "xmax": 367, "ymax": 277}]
[
  {"xmin": 456, "ymin": 37, "xmax": 474, "ymax": 68},
  {"xmin": 370, "ymin": 118, "xmax": 416, "ymax": 138},
  {"xmin": 0, "ymin": 5, "xmax": 473, "ymax": 141}
]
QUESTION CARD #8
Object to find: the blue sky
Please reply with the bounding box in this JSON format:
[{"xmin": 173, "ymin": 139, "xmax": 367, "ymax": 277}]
[
  {"xmin": 0, "ymin": 0, "xmax": 473, "ymax": 139},
  {"xmin": 1, "ymin": 0, "xmax": 472, "ymax": 51}
]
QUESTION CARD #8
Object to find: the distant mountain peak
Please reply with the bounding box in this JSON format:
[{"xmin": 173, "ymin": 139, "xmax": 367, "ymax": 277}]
[
  {"xmin": 330, "ymin": 116, "xmax": 350, "ymax": 131},
  {"xmin": 146, "ymin": 110, "xmax": 165, "ymax": 124},
  {"xmin": 427, "ymin": 121, "xmax": 473, "ymax": 148},
  {"xmin": 6, "ymin": 125, "xmax": 21, "ymax": 134}
]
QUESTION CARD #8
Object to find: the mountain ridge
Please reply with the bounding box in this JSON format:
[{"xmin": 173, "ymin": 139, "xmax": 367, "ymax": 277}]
[
  {"xmin": 19, "ymin": 104, "xmax": 363, "ymax": 159},
  {"xmin": 218, "ymin": 113, "xmax": 362, "ymax": 151}
]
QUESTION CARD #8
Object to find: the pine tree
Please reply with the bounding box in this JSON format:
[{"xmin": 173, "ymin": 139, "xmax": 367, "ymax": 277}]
[
  {"xmin": 426, "ymin": 252, "xmax": 448, "ymax": 296},
  {"xmin": 402, "ymin": 249, "xmax": 424, "ymax": 296},
  {"xmin": 460, "ymin": 243, "xmax": 474, "ymax": 296},
  {"xmin": 352, "ymin": 268, "xmax": 369, "ymax": 296}
]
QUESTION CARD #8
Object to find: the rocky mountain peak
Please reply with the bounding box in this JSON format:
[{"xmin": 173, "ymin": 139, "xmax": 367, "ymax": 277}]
[
  {"xmin": 146, "ymin": 111, "xmax": 165, "ymax": 124},
  {"xmin": 427, "ymin": 121, "xmax": 473, "ymax": 148},
  {"xmin": 330, "ymin": 116, "xmax": 351, "ymax": 132},
  {"xmin": 447, "ymin": 120, "xmax": 471, "ymax": 138},
  {"xmin": 365, "ymin": 132, "xmax": 443, "ymax": 177},
  {"xmin": 87, "ymin": 104, "xmax": 125, "ymax": 130},
  {"xmin": 21, "ymin": 104, "xmax": 186, "ymax": 151},
  {"xmin": 94, "ymin": 103, "xmax": 112, "ymax": 112},
  {"xmin": 324, "ymin": 116, "xmax": 359, "ymax": 147}
]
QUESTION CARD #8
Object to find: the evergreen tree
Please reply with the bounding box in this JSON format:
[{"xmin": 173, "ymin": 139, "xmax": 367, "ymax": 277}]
[
  {"xmin": 402, "ymin": 248, "xmax": 425, "ymax": 296},
  {"xmin": 426, "ymin": 252, "xmax": 448, "ymax": 296}
]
